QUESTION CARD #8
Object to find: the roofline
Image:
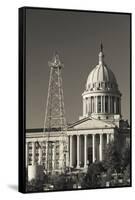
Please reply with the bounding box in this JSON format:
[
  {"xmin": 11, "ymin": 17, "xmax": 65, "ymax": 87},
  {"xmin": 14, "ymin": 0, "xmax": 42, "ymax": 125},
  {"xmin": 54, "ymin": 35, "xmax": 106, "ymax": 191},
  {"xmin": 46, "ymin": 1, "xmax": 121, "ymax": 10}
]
[{"xmin": 26, "ymin": 126, "xmax": 115, "ymax": 133}]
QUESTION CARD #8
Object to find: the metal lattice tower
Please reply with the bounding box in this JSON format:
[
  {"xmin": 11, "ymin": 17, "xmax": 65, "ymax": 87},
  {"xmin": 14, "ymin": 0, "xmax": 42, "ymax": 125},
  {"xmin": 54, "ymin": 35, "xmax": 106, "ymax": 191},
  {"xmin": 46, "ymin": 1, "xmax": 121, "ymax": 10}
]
[
  {"xmin": 44, "ymin": 53, "xmax": 66, "ymax": 132},
  {"xmin": 43, "ymin": 53, "xmax": 67, "ymax": 173}
]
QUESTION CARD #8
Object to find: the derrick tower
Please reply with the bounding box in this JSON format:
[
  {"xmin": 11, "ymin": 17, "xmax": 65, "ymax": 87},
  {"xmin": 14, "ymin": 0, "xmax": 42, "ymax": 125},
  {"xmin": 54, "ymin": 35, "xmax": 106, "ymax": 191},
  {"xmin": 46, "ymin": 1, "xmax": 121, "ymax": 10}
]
[
  {"xmin": 44, "ymin": 53, "xmax": 66, "ymax": 131},
  {"xmin": 43, "ymin": 53, "xmax": 67, "ymax": 173}
]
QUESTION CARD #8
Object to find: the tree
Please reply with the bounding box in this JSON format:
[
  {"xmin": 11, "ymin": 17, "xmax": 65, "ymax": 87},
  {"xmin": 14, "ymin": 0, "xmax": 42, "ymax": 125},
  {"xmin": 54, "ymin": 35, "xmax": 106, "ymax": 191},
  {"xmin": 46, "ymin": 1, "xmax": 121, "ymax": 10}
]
[
  {"xmin": 122, "ymin": 164, "xmax": 130, "ymax": 185},
  {"xmin": 103, "ymin": 142, "xmax": 122, "ymax": 173},
  {"xmin": 26, "ymin": 179, "xmax": 43, "ymax": 192},
  {"xmin": 82, "ymin": 141, "xmax": 131, "ymax": 188},
  {"xmin": 49, "ymin": 174, "xmax": 75, "ymax": 190},
  {"xmin": 103, "ymin": 141, "xmax": 131, "ymax": 186},
  {"xmin": 81, "ymin": 162, "xmax": 106, "ymax": 188},
  {"xmin": 121, "ymin": 145, "xmax": 130, "ymax": 171}
]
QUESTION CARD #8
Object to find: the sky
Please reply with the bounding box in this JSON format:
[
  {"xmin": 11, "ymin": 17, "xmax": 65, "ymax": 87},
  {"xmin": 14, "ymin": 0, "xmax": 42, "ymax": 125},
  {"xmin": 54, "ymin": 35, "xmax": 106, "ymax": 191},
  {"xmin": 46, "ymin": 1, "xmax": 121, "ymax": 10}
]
[{"xmin": 26, "ymin": 8, "xmax": 131, "ymax": 129}]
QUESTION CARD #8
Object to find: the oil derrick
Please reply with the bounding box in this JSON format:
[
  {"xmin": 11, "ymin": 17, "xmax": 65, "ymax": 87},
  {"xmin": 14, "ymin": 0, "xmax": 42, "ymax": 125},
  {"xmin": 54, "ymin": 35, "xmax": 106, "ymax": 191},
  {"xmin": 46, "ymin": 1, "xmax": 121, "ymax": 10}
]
[
  {"xmin": 44, "ymin": 53, "xmax": 66, "ymax": 131},
  {"xmin": 43, "ymin": 53, "xmax": 67, "ymax": 173}
]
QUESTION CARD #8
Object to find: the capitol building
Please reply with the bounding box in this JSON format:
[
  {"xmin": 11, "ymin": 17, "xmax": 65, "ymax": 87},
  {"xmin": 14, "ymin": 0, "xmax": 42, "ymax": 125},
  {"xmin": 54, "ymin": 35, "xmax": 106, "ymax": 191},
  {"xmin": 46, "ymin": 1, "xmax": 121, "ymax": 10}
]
[{"xmin": 26, "ymin": 45, "xmax": 130, "ymax": 180}]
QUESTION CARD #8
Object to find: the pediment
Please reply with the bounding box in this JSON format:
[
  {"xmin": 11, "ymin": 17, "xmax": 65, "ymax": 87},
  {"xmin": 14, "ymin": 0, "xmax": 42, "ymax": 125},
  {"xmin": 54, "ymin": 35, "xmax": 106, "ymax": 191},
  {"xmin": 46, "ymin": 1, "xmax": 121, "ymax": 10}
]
[{"xmin": 68, "ymin": 117, "xmax": 115, "ymax": 130}]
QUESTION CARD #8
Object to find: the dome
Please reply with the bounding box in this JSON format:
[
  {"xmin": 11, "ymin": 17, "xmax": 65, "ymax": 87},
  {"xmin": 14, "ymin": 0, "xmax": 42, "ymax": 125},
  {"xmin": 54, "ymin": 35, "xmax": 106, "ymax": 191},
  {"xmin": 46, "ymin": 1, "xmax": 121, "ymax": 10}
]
[{"xmin": 86, "ymin": 45, "xmax": 118, "ymax": 91}]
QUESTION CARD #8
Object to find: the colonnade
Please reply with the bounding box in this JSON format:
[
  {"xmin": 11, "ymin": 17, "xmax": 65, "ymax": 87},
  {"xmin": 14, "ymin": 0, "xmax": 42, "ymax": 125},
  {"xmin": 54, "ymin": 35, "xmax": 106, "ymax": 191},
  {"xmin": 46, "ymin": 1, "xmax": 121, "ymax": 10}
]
[
  {"xmin": 69, "ymin": 133, "xmax": 112, "ymax": 168},
  {"xmin": 26, "ymin": 133, "xmax": 113, "ymax": 170},
  {"xmin": 83, "ymin": 95, "xmax": 121, "ymax": 116}
]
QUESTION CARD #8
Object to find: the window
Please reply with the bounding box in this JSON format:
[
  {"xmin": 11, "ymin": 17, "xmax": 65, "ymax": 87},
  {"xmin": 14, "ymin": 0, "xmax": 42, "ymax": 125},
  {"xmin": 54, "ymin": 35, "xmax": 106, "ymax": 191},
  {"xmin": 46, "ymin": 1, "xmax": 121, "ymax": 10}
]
[
  {"xmin": 101, "ymin": 82, "xmax": 104, "ymax": 88},
  {"xmin": 56, "ymin": 146, "xmax": 59, "ymax": 150},
  {"xmin": 98, "ymin": 96, "xmax": 101, "ymax": 113},
  {"xmin": 117, "ymin": 98, "xmax": 120, "ymax": 113},
  {"xmin": 112, "ymin": 97, "xmax": 114, "ymax": 113},
  {"xmin": 105, "ymin": 96, "xmax": 108, "ymax": 113},
  {"xmin": 91, "ymin": 97, "xmax": 94, "ymax": 112},
  {"xmin": 56, "ymin": 162, "xmax": 59, "ymax": 169}
]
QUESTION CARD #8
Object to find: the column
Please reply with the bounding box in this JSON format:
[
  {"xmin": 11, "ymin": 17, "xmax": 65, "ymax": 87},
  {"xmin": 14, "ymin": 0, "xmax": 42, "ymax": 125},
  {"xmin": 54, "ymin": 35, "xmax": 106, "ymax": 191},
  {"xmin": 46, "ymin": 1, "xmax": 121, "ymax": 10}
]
[
  {"xmin": 95, "ymin": 96, "xmax": 97, "ymax": 113},
  {"xmin": 87, "ymin": 97, "xmax": 89, "ymax": 114},
  {"xmin": 84, "ymin": 135, "xmax": 88, "ymax": 167},
  {"xmin": 110, "ymin": 134, "xmax": 114, "ymax": 142},
  {"xmin": 26, "ymin": 142, "xmax": 28, "ymax": 167},
  {"xmin": 32, "ymin": 142, "xmax": 35, "ymax": 165},
  {"xmin": 46, "ymin": 141, "xmax": 48, "ymax": 169},
  {"xmin": 66, "ymin": 137, "xmax": 70, "ymax": 167},
  {"xmin": 91, "ymin": 97, "xmax": 93, "ymax": 113},
  {"xmin": 104, "ymin": 96, "xmax": 106, "ymax": 113},
  {"xmin": 69, "ymin": 136, "xmax": 73, "ymax": 167},
  {"xmin": 52, "ymin": 143, "xmax": 55, "ymax": 170},
  {"xmin": 89, "ymin": 97, "xmax": 91, "ymax": 114},
  {"xmin": 38, "ymin": 142, "xmax": 42, "ymax": 165},
  {"xmin": 59, "ymin": 141, "xmax": 64, "ymax": 170},
  {"xmin": 85, "ymin": 98, "xmax": 87, "ymax": 115},
  {"xmin": 107, "ymin": 134, "xmax": 109, "ymax": 144},
  {"xmin": 99, "ymin": 134, "xmax": 103, "ymax": 161},
  {"xmin": 102, "ymin": 96, "xmax": 104, "ymax": 113},
  {"xmin": 92, "ymin": 134, "xmax": 96, "ymax": 163},
  {"xmin": 87, "ymin": 98, "xmax": 89, "ymax": 114},
  {"xmin": 77, "ymin": 135, "xmax": 80, "ymax": 168}
]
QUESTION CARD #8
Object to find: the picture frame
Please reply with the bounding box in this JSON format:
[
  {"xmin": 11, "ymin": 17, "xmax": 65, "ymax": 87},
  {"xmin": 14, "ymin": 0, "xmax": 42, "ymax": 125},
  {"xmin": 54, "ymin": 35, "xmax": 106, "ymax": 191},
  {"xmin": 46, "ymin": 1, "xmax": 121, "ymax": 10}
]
[{"xmin": 19, "ymin": 7, "xmax": 131, "ymax": 193}]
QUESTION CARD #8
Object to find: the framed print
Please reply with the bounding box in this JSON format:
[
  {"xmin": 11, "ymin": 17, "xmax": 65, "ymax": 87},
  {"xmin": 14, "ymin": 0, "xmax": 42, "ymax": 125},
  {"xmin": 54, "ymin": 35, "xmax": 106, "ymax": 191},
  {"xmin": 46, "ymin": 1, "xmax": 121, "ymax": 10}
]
[{"xmin": 19, "ymin": 7, "xmax": 131, "ymax": 193}]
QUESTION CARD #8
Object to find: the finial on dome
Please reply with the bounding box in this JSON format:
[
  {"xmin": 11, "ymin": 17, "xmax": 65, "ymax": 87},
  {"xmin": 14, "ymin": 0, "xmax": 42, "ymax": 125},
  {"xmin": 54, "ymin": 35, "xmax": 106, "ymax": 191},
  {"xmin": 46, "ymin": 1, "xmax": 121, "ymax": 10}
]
[
  {"xmin": 99, "ymin": 42, "xmax": 104, "ymax": 65},
  {"xmin": 100, "ymin": 42, "xmax": 103, "ymax": 52}
]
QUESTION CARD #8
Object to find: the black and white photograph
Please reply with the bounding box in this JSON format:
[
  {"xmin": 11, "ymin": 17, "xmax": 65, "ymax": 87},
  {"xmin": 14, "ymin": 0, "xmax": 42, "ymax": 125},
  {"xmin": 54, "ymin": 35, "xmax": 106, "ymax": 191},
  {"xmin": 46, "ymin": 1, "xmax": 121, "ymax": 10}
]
[{"xmin": 19, "ymin": 7, "xmax": 131, "ymax": 193}]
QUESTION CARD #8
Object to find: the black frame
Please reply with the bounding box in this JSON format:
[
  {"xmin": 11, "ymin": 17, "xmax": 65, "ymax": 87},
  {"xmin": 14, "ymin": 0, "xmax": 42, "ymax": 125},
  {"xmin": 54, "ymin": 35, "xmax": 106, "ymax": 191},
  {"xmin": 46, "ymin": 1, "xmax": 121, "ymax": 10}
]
[{"xmin": 19, "ymin": 6, "xmax": 132, "ymax": 193}]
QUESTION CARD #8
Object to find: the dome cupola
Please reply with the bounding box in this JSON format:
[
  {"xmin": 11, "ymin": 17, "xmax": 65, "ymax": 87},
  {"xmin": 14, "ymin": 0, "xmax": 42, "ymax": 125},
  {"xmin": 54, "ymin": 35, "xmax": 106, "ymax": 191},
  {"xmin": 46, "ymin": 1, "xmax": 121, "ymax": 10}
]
[{"xmin": 86, "ymin": 44, "xmax": 118, "ymax": 92}]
